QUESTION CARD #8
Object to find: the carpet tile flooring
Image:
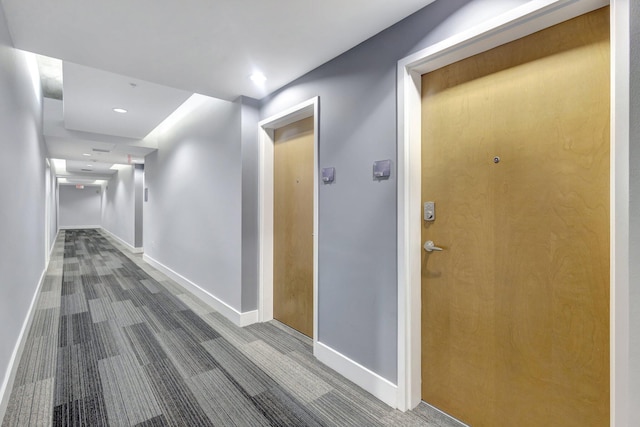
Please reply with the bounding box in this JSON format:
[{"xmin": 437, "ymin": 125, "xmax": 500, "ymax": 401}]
[{"xmin": 2, "ymin": 229, "xmax": 464, "ymax": 426}]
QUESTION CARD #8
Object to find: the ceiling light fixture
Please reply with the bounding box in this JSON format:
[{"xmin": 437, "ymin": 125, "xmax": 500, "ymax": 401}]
[
  {"xmin": 250, "ymin": 72, "xmax": 267, "ymax": 84},
  {"xmin": 83, "ymin": 153, "xmax": 91, "ymax": 157},
  {"xmin": 113, "ymin": 108, "xmax": 128, "ymax": 113}
]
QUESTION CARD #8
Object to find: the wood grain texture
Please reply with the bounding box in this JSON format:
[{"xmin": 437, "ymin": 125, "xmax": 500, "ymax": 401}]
[
  {"xmin": 421, "ymin": 8, "xmax": 610, "ymax": 427},
  {"xmin": 273, "ymin": 117, "xmax": 314, "ymax": 338}
]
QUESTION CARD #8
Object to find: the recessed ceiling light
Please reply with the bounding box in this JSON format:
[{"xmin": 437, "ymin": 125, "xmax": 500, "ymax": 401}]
[
  {"xmin": 83, "ymin": 153, "xmax": 91, "ymax": 156},
  {"xmin": 250, "ymin": 72, "xmax": 267, "ymax": 84},
  {"xmin": 113, "ymin": 108, "xmax": 128, "ymax": 113},
  {"xmin": 87, "ymin": 164, "xmax": 93, "ymax": 167}
]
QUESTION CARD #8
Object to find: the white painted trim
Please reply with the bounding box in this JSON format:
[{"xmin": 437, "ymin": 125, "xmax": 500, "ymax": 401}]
[
  {"xmin": 258, "ymin": 97, "xmax": 319, "ymax": 344},
  {"xmin": 0, "ymin": 262, "xmax": 49, "ymax": 420},
  {"xmin": 315, "ymin": 342, "xmax": 398, "ymax": 408},
  {"xmin": 59, "ymin": 225, "xmax": 101, "ymax": 230},
  {"xmin": 258, "ymin": 124, "xmax": 275, "ymax": 322},
  {"xmin": 396, "ymin": 0, "xmax": 610, "ymax": 412},
  {"xmin": 100, "ymin": 227, "xmax": 143, "ymax": 254},
  {"xmin": 142, "ymin": 254, "xmax": 258, "ymax": 327},
  {"xmin": 55, "ymin": 181, "xmax": 60, "ymax": 234},
  {"xmin": 610, "ymin": 1, "xmax": 630, "ymax": 425},
  {"xmin": 45, "ymin": 161, "xmax": 51, "ymax": 265}
]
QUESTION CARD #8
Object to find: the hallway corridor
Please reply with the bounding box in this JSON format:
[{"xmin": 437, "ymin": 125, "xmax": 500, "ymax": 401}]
[{"xmin": 1, "ymin": 230, "xmax": 459, "ymax": 426}]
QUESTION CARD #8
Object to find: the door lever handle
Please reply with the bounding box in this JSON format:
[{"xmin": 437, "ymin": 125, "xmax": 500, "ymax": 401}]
[{"xmin": 424, "ymin": 240, "xmax": 443, "ymax": 252}]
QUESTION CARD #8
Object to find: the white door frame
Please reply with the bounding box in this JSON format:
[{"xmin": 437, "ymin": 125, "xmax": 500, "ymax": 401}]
[
  {"xmin": 395, "ymin": 0, "xmax": 623, "ymax": 414},
  {"xmin": 258, "ymin": 96, "xmax": 320, "ymax": 346}
]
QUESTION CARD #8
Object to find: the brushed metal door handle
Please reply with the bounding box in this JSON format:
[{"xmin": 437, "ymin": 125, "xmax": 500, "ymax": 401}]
[{"xmin": 424, "ymin": 240, "xmax": 443, "ymax": 252}]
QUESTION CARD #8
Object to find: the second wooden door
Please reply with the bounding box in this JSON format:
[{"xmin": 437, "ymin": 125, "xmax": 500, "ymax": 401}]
[{"xmin": 273, "ymin": 116, "xmax": 314, "ymax": 337}]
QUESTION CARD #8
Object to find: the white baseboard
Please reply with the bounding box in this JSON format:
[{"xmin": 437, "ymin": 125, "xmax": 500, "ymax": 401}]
[
  {"xmin": 0, "ymin": 264, "xmax": 48, "ymax": 420},
  {"xmin": 238, "ymin": 309, "xmax": 259, "ymax": 327},
  {"xmin": 59, "ymin": 225, "xmax": 101, "ymax": 230},
  {"xmin": 314, "ymin": 341, "xmax": 398, "ymax": 408},
  {"xmin": 100, "ymin": 228, "xmax": 143, "ymax": 254},
  {"xmin": 142, "ymin": 254, "xmax": 258, "ymax": 327}
]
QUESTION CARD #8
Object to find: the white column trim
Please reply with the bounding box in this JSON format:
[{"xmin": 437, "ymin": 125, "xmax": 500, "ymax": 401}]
[{"xmin": 610, "ymin": 0, "xmax": 630, "ymax": 425}]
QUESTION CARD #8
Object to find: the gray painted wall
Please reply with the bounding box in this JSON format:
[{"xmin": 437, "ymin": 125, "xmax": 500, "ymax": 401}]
[
  {"xmin": 0, "ymin": 2, "xmax": 47, "ymax": 402},
  {"xmin": 144, "ymin": 95, "xmax": 244, "ymax": 311},
  {"xmin": 239, "ymin": 97, "xmax": 260, "ymax": 312},
  {"xmin": 101, "ymin": 165, "xmax": 136, "ymax": 246},
  {"xmin": 629, "ymin": 1, "xmax": 639, "ymax": 424},
  {"xmin": 59, "ymin": 185, "xmax": 101, "ymax": 228},
  {"xmin": 260, "ymin": 0, "xmax": 530, "ymax": 383}
]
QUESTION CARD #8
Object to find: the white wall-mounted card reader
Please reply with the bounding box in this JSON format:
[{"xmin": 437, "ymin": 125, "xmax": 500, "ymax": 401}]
[{"xmin": 424, "ymin": 201, "xmax": 435, "ymax": 221}]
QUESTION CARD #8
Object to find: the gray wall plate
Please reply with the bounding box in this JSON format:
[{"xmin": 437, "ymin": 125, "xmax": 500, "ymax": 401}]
[
  {"xmin": 373, "ymin": 159, "xmax": 391, "ymax": 179},
  {"xmin": 322, "ymin": 167, "xmax": 335, "ymax": 183}
]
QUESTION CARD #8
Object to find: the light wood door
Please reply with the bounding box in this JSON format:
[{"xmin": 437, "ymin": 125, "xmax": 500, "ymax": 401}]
[
  {"xmin": 274, "ymin": 116, "xmax": 314, "ymax": 337},
  {"xmin": 421, "ymin": 8, "xmax": 610, "ymax": 427}
]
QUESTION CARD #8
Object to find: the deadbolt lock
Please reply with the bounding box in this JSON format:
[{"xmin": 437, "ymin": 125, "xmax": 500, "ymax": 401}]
[{"xmin": 424, "ymin": 201, "xmax": 435, "ymax": 221}]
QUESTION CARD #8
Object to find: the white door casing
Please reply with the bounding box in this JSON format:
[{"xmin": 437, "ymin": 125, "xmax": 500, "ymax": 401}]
[
  {"xmin": 395, "ymin": 0, "xmax": 621, "ymax": 414},
  {"xmin": 258, "ymin": 97, "xmax": 320, "ymax": 346}
]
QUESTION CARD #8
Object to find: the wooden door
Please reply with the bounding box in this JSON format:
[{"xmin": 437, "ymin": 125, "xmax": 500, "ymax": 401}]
[
  {"xmin": 273, "ymin": 116, "xmax": 314, "ymax": 337},
  {"xmin": 421, "ymin": 8, "xmax": 610, "ymax": 427}
]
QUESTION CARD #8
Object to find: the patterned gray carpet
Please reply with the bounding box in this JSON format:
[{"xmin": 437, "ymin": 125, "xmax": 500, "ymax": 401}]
[{"xmin": 1, "ymin": 229, "xmax": 463, "ymax": 426}]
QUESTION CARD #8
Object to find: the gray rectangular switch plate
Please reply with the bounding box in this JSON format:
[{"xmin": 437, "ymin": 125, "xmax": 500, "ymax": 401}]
[
  {"xmin": 373, "ymin": 159, "xmax": 391, "ymax": 179},
  {"xmin": 322, "ymin": 167, "xmax": 335, "ymax": 183}
]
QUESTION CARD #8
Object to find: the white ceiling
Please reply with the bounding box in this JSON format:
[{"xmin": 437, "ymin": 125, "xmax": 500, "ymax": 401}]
[
  {"xmin": 64, "ymin": 160, "xmax": 116, "ymax": 176},
  {"xmin": 1, "ymin": 0, "xmax": 436, "ymax": 100},
  {"xmin": 43, "ymin": 96, "xmax": 157, "ymax": 163},
  {"xmin": 2, "ymin": 0, "xmax": 437, "ymax": 182},
  {"xmin": 39, "ymin": 63, "xmax": 184, "ymax": 179},
  {"xmin": 63, "ymin": 62, "xmax": 192, "ymax": 139}
]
